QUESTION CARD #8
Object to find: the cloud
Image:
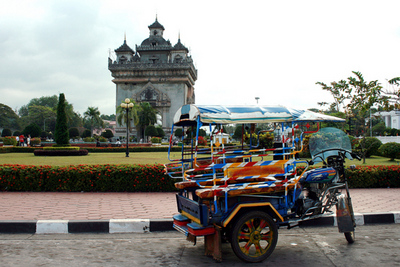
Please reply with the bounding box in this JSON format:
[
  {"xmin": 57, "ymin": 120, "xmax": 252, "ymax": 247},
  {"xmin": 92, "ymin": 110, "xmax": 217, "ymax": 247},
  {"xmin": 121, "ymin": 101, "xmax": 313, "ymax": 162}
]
[{"xmin": 0, "ymin": 0, "xmax": 400, "ymax": 116}]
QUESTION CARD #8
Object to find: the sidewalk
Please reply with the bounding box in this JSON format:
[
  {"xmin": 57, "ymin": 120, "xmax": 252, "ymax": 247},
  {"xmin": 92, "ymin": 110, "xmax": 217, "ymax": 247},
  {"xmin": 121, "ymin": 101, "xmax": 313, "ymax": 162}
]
[{"xmin": 0, "ymin": 189, "xmax": 399, "ymax": 234}]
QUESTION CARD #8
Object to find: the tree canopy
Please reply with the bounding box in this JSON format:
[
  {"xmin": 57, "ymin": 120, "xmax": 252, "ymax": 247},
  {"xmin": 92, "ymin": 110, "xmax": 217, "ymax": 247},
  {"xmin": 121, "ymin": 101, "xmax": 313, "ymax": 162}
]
[
  {"xmin": 316, "ymin": 71, "xmax": 393, "ymax": 163},
  {"xmin": 54, "ymin": 93, "xmax": 69, "ymax": 145},
  {"xmin": 83, "ymin": 106, "xmax": 104, "ymax": 136},
  {"xmin": 0, "ymin": 103, "xmax": 20, "ymax": 130}
]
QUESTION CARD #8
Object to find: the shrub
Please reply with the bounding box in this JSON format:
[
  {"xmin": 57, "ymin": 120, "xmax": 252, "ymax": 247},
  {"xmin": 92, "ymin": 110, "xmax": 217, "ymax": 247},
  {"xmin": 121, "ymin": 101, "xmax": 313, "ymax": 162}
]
[
  {"xmin": 81, "ymin": 129, "xmax": 91, "ymax": 138},
  {"xmin": 3, "ymin": 136, "xmax": 17, "ymax": 146},
  {"xmin": 44, "ymin": 146, "xmax": 80, "ymax": 151},
  {"xmin": 243, "ymin": 132, "xmax": 274, "ymax": 148},
  {"xmin": 83, "ymin": 137, "xmax": 95, "ymax": 142},
  {"xmin": 379, "ymin": 142, "xmax": 400, "ymax": 161},
  {"xmin": 1, "ymin": 128, "xmax": 12, "ymax": 137},
  {"xmin": 98, "ymin": 136, "xmax": 107, "ymax": 142},
  {"xmin": 353, "ymin": 137, "xmax": 382, "ymax": 158},
  {"xmin": 34, "ymin": 149, "xmax": 88, "ymax": 156},
  {"xmin": 0, "ymin": 164, "xmax": 175, "ymax": 192},
  {"xmin": 198, "ymin": 136, "xmax": 207, "ymax": 146},
  {"xmin": 13, "ymin": 131, "xmax": 21, "ymax": 136},
  {"xmin": 151, "ymin": 137, "xmax": 162, "ymax": 143},
  {"xmin": 31, "ymin": 137, "xmax": 41, "ymax": 146},
  {"xmin": 69, "ymin": 127, "xmax": 80, "ymax": 139}
]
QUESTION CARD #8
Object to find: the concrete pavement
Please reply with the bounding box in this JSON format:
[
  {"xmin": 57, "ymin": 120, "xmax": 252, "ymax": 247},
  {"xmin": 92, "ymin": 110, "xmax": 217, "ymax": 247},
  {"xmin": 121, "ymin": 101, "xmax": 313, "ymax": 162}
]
[{"xmin": 0, "ymin": 189, "xmax": 399, "ymax": 234}]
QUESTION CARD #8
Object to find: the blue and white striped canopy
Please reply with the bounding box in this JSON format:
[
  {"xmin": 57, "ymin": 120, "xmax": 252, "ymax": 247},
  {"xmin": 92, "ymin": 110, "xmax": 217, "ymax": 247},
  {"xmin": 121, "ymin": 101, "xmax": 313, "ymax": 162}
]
[{"xmin": 173, "ymin": 105, "xmax": 345, "ymax": 125}]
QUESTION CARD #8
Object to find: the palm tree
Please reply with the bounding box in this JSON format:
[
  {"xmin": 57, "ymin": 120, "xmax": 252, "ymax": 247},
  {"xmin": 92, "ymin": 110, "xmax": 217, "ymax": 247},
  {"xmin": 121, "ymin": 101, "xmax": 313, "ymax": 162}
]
[
  {"xmin": 116, "ymin": 98, "xmax": 139, "ymax": 133},
  {"xmin": 116, "ymin": 101, "xmax": 158, "ymax": 141},
  {"xmin": 137, "ymin": 102, "xmax": 157, "ymax": 141},
  {"xmin": 83, "ymin": 107, "xmax": 104, "ymax": 136}
]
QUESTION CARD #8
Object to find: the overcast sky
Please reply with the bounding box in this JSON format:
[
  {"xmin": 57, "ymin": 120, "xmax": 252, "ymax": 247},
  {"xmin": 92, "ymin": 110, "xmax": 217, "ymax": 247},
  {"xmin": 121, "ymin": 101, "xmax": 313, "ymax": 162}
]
[{"xmin": 1, "ymin": 0, "xmax": 399, "ymax": 116}]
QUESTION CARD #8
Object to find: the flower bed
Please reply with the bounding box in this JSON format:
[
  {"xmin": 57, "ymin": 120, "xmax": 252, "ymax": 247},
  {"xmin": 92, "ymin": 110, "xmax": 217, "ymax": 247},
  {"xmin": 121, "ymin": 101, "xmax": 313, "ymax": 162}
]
[
  {"xmin": 0, "ymin": 164, "xmax": 176, "ymax": 192},
  {"xmin": 297, "ymin": 165, "xmax": 400, "ymax": 188}
]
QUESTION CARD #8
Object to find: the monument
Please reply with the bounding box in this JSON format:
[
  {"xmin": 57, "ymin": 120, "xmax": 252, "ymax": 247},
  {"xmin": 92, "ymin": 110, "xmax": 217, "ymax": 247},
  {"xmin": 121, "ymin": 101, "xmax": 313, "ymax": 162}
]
[{"xmin": 108, "ymin": 17, "xmax": 197, "ymax": 139}]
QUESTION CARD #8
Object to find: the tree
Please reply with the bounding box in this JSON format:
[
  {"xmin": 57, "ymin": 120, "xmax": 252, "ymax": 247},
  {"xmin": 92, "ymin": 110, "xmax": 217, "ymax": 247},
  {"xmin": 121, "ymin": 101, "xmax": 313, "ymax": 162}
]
[
  {"xmin": 54, "ymin": 93, "xmax": 69, "ymax": 146},
  {"xmin": 379, "ymin": 142, "xmax": 400, "ymax": 161},
  {"xmin": 233, "ymin": 125, "xmax": 243, "ymax": 140},
  {"xmin": 101, "ymin": 114, "xmax": 116, "ymax": 121},
  {"xmin": 0, "ymin": 103, "xmax": 21, "ymax": 130},
  {"xmin": 137, "ymin": 102, "xmax": 157, "ymax": 139},
  {"xmin": 69, "ymin": 127, "xmax": 80, "ymax": 139},
  {"xmin": 156, "ymin": 126, "xmax": 165, "ymax": 138},
  {"xmin": 198, "ymin": 128, "xmax": 207, "ymax": 137},
  {"xmin": 17, "ymin": 95, "xmax": 81, "ymax": 131},
  {"xmin": 22, "ymin": 123, "xmax": 42, "ymax": 138},
  {"xmin": 19, "ymin": 95, "xmax": 58, "ymax": 117},
  {"xmin": 1, "ymin": 128, "xmax": 12, "ymax": 137},
  {"xmin": 174, "ymin": 128, "xmax": 183, "ymax": 138},
  {"xmin": 22, "ymin": 105, "xmax": 56, "ymax": 132},
  {"xmin": 83, "ymin": 107, "xmax": 104, "ymax": 136},
  {"xmin": 316, "ymin": 71, "xmax": 390, "ymax": 163},
  {"xmin": 145, "ymin": 125, "xmax": 158, "ymax": 137},
  {"xmin": 101, "ymin": 129, "xmax": 114, "ymax": 139},
  {"xmin": 81, "ymin": 129, "xmax": 91, "ymax": 138}
]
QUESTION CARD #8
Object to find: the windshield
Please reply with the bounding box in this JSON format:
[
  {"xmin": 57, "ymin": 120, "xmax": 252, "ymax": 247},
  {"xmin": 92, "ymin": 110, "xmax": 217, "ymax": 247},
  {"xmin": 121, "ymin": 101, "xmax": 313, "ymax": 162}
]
[{"xmin": 309, "ymin": 127, "xmax": 353, "ymax": 161}]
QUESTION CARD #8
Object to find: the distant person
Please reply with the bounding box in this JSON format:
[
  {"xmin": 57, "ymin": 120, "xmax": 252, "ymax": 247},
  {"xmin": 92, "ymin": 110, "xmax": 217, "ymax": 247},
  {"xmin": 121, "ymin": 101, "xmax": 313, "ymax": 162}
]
[
  {"xmin": 16, "ymin": 136, "xmax": 19, "ymax": 146},
  {"xmin": 115, "ymin": 139, "xmax": 121, "ymax": 147},
  {"xmin": 96, "ymin": 139, "xmax": 101, "ymax": 147},
  {"xmin": 27, "ymin": 135, "xmax": 31, "ymax": 146},
  {"xmin": 19, "ymin": 135, "xmax": 24, "ymax": 146}
]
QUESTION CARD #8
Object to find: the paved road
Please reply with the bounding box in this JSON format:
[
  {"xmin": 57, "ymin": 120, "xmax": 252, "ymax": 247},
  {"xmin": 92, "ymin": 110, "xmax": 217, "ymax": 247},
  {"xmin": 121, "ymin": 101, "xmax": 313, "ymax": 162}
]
[{"xmin": 1, "ymin": 224, "xmax": 399, "ymax": 266}]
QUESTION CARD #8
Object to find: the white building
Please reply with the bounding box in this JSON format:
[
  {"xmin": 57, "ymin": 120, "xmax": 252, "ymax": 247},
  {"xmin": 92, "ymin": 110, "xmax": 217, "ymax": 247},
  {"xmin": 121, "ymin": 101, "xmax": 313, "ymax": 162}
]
[{"xmin": 375, "ymin": 110, "xmax": 400, "ymax": 129}]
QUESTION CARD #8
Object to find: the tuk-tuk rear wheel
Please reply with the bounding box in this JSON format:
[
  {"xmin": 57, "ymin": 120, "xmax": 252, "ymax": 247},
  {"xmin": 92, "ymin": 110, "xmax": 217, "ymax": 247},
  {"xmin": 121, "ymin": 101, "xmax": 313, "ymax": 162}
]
[{"xmin": 230, "ymin": 211, "xmax": 278, "ymax": 263}]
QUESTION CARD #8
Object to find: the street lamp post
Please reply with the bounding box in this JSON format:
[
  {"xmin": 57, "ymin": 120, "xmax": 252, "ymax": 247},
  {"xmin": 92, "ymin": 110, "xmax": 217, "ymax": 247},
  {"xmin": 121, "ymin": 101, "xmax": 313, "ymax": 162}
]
[{"xmin": 120, "ymin": 98, "xmax": 134, "ymax": 157}]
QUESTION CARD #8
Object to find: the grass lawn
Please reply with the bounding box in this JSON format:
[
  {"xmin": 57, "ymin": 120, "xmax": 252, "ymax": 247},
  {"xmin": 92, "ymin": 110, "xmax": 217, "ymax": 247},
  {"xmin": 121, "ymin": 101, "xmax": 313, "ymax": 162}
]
[
  {"xmin": 0, "ymin": 152, "xmax": 182, "ymax": 166},
  {"xmin": 0, "ymin": 152, "xmax": 398, "ymax": 167}
]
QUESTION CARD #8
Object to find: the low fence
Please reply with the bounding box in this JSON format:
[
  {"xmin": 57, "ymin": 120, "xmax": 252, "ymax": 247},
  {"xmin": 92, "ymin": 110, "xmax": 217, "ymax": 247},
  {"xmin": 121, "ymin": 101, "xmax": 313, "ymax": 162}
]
[{"xmin": 375, "ymin": 136, "xmax": 400, "ymax": 144}]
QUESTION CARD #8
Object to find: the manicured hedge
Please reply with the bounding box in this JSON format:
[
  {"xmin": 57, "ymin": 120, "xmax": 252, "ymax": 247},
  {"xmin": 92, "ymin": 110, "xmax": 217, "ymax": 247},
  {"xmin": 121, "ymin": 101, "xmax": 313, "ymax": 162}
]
[
  {"xmin": 0, "ymin": 164, "xmax": 176, "ymax": 192},
  {"xmin": 346, "ymin": 165, "xmax": 400, "ymax": 188},
  {"xmin": 34, "ymin": 149, "xmax": 89, "ymax": 156},
  {"xmin": 0, "ymin": 146, "xmax": 182, "ymax": 153},
  {"xmin": 297, "ymin": 165, "xmax": 400, "ymax": 188},
  {"xmin": 1, "ymin": 164, "xmax": 398, "ymax": 193}
]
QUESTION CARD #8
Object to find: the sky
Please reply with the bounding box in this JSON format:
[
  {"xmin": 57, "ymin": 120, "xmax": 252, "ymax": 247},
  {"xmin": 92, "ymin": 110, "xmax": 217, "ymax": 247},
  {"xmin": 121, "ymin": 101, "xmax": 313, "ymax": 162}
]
[{"xmin": 1, "ymin": 0, "xmax": 399, "ymax": 116}]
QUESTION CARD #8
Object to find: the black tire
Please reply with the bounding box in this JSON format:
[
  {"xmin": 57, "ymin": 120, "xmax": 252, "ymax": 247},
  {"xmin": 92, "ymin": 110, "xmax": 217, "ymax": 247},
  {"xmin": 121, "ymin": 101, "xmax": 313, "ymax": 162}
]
[
  {"xmin": 344, "ymin": 231, "xmax": 355, "ymax": 243},
  {"xmin": 230, "ymin": 211, "xmax": 278, "ymax": 263}
]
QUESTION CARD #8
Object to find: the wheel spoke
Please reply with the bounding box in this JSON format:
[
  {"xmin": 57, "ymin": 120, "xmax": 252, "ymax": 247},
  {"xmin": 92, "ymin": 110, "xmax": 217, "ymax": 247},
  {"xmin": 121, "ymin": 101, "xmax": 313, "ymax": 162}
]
[
  {"xmin": 257, "ymin": 219, "xmax": 267, "ymax": 231},
  {"xmin": 245, "ymin": 219, "xmax": 255, "ymax": 231},
  {"xmin": 261, "ymin": 231, "xmax": 272, "ymax": 241},
  {"xmin": 240, "ymin": 240, "xmax": 253, "ymax": 254},
  {"xmin": 253, "ymin": 240, "xmax": 266, "ymax": 256},
  {"xmin": 238, "ymin": 230, "xmax": 250, "ymax": 240}
]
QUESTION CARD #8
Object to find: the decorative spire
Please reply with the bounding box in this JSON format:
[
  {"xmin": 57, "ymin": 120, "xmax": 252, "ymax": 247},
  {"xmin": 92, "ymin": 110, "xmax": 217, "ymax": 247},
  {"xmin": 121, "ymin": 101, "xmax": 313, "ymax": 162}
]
[{"xmin": 124, "ymin": 32, "xmax": 126, "ymax": 43}]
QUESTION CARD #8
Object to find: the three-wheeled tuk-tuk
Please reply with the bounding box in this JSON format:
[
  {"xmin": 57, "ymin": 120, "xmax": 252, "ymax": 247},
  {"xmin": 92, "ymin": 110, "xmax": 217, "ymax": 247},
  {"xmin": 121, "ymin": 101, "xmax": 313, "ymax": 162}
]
[{"xmin": 165, "ymin": 105, "xmax": 359, "ymax": 262}]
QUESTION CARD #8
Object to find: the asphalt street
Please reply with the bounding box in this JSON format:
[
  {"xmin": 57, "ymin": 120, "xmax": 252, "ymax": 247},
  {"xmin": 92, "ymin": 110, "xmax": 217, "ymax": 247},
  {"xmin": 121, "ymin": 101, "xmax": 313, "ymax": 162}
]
[{"xmin": 1, "ymin": 224, "xmax": 399, "ymax": 266}]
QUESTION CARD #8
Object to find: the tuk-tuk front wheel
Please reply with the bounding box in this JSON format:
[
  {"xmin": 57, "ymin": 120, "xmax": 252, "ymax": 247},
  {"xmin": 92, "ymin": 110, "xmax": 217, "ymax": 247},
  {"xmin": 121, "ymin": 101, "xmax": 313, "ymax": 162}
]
[{"xmin": 230, "ymin": 211, "xmax": 278, "ymax": 263}]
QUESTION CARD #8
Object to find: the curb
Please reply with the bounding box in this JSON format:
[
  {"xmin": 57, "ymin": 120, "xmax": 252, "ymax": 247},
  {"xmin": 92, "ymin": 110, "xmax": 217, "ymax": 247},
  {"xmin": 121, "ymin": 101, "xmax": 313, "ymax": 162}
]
[{"xmin": 0, "ymin": 212, "xmax": 398, "ymax": 234}]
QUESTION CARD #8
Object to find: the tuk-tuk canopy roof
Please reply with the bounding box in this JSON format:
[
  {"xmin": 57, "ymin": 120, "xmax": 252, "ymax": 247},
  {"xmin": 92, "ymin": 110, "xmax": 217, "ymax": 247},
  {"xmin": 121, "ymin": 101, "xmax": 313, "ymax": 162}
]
[{"xmin": 173, "ymin": 105, "xmax": 345, "ymax": 126}]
